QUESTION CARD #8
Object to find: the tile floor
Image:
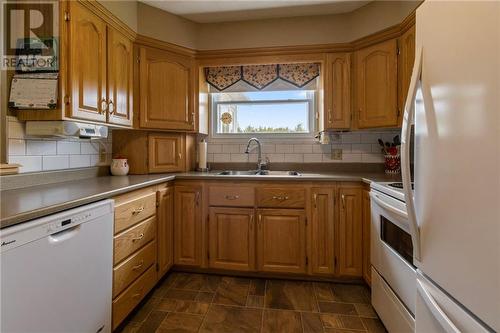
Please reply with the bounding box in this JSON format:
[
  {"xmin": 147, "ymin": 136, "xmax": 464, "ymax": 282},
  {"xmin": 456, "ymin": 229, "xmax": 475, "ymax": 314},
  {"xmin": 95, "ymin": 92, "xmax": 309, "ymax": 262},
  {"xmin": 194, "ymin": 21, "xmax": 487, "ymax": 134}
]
[{"xmin": 117, "ymin": 272, "xmax": 387, "ymax": 333}]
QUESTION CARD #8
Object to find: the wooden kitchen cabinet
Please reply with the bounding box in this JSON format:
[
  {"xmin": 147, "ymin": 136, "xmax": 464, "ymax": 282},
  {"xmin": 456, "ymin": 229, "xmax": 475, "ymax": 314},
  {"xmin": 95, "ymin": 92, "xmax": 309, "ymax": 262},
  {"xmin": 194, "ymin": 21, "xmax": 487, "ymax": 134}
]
[
  {"xmin": 208, "ymin": 207, "xmax": 255, "ymax": 271},
  {"xmin": 107, "ymin": 26, "xmax": 133, "ymax": 126},
  {"xmin": 398, "ymin": 25, "xmax": 416, "ymax": 126},
  {"xmin": 138, "ymin": 46, "xmax": 195, "ymax": 131},
  {"xmin": 68, "ymin": 1, "xmax": 108, "ymax": 123},
  {"xmin": 112, "ymin": 130, "xmax": 187, "ymax": 174},
  {"xmin": 256, "ymin": 209, "xmax": 307, "ymax": 274},
  {"xmin": 311, "ymin": 188, "xmax": 335, "ymax": 275},
  {"xmin": 338, "ymin": 187, "xmax": 363, "ymax": 277},
  {"xmin": 157, "ymin": 185, "xmax": 174, "ymax": 278},
  {"xmin": 148, "ymin": 134, "xmax": 185, "ymax": 173},
  {"xmin": 324, "ymin": 53, "xmax": 351, "ymax": 130},
  {"xmin": 174, "ymin": 184, "xmax": 202, "ymax": 266},
  {"xmin": 355, "ymin": 39, "xmax": 398, "ymax": 128},
  {"xmin": 362, "ymin": 189, "xmax": 371, "ymax": 285}
]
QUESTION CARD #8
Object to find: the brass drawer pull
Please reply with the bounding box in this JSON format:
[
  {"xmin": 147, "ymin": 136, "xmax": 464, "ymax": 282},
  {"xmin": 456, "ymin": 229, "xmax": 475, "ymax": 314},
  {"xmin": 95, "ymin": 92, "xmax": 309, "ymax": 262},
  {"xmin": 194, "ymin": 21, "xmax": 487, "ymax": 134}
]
[
  {"xmin": 132, "ymin": 260, "xmax": 144, "ymax": 270},
  {"xmin": 132, "ymin": 206, "xmax": 144, "ymax": 215},
  {"xmin": 225, "ymin": 195, "xmax": 239, "ymax": 200},
  {"xmin": 131, "ymin": 292, "xmax": 142, "ymax": 299},
  {"xmin": 272, "ymin": 195, "xmax": 289, "ymax": 201},
  {"xmin": 132, "ymin": 233, "xmax": 144, "ymax": 242}
]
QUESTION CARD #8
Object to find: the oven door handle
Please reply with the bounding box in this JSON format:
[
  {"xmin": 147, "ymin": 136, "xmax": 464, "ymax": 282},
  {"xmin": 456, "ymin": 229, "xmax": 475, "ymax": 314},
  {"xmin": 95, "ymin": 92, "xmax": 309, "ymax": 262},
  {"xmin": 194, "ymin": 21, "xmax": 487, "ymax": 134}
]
[
  {"xmin": 369, "ymin": 192, "xmax": 408, "ymax": 219},
  {"xmin": 401, "ymin": 46, "xmax": 422, "ymax": 261}
]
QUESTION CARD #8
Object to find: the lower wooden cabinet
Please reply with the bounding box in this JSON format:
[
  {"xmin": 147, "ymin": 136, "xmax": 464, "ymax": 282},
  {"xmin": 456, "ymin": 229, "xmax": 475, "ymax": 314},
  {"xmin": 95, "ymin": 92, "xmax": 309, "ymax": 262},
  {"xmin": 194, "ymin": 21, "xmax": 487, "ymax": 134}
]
[
  {"xmin": 157, "ymin": 185, "xmax": 174, "ymax": 278},
  {"xmin": 256, "ymin": 209, "xmax": 307, "ymax": 274},
  {"xmin": 311, "ymin": 187, "xmax": 335, "ymax": 275},
  {"xmin": 362, "ymin": 189, "xmax": 372, "ymax": 285},
  {"xmin": 112, "ymin": 130, "xmax": 187, "ymax": 174},
  {"xmin": 174, "ymin": 184, "xmax": 202, "ymax": 266},
  {"xmin": 208, "ymin": 207, "xmax": 255, "ymax": 271},
  {"xmin": 338, "ymin": 187, "xmax": 363, "ymax": 277}
]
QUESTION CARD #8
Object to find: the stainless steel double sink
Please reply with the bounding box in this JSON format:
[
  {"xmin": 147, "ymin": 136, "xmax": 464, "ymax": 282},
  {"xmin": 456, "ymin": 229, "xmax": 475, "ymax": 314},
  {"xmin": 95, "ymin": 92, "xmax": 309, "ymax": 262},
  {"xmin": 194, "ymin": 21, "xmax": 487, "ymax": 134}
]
[{"xmin": 217, "ymin": 170, "xmax": 301, "ymax": 176}]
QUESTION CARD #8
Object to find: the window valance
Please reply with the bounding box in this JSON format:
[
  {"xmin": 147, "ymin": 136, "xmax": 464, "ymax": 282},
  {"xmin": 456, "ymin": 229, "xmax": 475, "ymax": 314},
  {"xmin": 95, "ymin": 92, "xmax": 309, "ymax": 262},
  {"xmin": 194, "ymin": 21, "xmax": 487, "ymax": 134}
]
[{"xmin": 205, "ymin": 63, "xmax": 320, "ymax": 91}]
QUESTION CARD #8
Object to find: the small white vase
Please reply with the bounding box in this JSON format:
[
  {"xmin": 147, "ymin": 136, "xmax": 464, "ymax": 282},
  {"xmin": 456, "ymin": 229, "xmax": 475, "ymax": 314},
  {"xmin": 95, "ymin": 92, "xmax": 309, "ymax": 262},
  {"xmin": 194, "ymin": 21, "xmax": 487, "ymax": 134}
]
[{"xmin": 110, "ymin": 158, "xmax": 129, "ymax": 176}]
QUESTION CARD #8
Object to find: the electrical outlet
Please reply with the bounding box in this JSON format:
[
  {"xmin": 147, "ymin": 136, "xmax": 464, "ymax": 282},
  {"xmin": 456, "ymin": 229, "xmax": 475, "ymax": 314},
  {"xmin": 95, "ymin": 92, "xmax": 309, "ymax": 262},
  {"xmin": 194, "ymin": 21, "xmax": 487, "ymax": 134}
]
[{"xmin": 332, "ymin": 149, "xmax": 342, "ymax": 160}]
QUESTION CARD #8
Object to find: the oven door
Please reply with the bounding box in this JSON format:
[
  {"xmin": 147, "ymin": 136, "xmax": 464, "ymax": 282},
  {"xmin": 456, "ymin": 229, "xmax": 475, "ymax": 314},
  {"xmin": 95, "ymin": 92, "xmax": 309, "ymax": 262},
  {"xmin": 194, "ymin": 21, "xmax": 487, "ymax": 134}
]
[{"xmin": 370, "ymin": 189, "xmax": 417, "ymax": 316}]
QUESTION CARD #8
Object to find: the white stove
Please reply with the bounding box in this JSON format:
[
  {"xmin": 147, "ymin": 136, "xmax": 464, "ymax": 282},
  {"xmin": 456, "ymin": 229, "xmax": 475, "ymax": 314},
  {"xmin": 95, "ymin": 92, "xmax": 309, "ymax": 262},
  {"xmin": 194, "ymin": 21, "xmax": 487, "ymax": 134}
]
[{"xmin": 370, "ymin": 181, "xmax": 413, "ymax": 202}]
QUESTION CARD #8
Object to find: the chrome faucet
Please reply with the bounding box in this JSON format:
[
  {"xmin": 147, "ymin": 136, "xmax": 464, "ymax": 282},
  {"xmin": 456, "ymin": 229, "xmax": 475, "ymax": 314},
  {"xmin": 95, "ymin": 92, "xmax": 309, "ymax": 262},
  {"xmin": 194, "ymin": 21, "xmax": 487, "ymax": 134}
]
[{"xmin": 245, "ymin": 138, "xmax": 269, "ymax": 171}]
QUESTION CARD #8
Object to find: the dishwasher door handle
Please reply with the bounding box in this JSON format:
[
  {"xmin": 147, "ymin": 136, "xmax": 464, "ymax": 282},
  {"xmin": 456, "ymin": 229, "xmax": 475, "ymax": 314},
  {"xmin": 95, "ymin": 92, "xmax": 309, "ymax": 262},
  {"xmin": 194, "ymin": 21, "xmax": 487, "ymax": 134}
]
[{"xmin": 48, "ymin": 225, "xmax": 81, "ymax": 244}]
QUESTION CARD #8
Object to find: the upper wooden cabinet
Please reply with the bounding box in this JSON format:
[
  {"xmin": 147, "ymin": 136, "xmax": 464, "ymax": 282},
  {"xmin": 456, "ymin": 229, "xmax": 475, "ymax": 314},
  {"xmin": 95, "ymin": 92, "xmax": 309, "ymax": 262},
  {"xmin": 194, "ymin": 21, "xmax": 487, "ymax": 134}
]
[
  {"xmin": 355, "ymin": 39, "xmax": 398, "ymax": 128},
  {"xmin": 157, "ymin": 185, "xmax": 174, "ymax": 278},
  {"xmin": 256, "ymin": 209, "xmax": 307, "ymax": 274},
  {"xmin": 68, "ymin": 1, "xmax": 107, "ymax": 123},
  {"xmin": 174, "ymin": 184, "xmax": 202, "ymax": 266},
  {"xmin": 138, "ymin": 46, "xmax": 196, "ymax": 131},
  {"xmin": 208, "ymin": 207, "xmax": 255, "ymax": 271},
  {"xmin": 148, "ymin": 134, "xmax": 185, "ymax": 173},
  {"xmin": 338, "ymin": 187, "xmax": 363, "ymax": 277},
  {"xmin": 324, "ymin": 53, "xmax": 351, "ymax": 130},
  {"xmin": 107, "ymin": 27, "xmax": 133, "ymax": 127},
  {"xmin": 398, "ymin": 25, "xmax": 416, "ymax": 126},
  {"xmin": 311, "ymin": 187, "xmax": 335, "ymax": 275}
]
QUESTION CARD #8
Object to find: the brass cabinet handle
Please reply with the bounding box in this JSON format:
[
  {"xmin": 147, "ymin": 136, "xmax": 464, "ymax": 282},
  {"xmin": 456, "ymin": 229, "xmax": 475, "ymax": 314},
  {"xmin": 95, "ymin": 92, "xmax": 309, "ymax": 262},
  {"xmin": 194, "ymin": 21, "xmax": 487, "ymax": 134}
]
[
  {"xmin": 328, "ymin": 109, "xmax": 332, "ymax": 123},
  {"xmin": 195, "ymin": 192, "xmax": 200, "ymax": 206},
  {"xmin": 272, "ymin": 195, "xmax": 289, "ymax": 201},
  {"xmin": 249, "ymin": 215, "xmax": 254, "ymax": 231},
  {"xmin": 108, "ymin": 99, "xmax": 115, "ymax": 114},
  {"xmin": 191, "ymin": 112, "xmax": 195, "ymax": 125},
  {"xmin": 225, "ymin": 195, "xmax": 239, "ymax": 200},
  {"xmin": 131, "ymin": 293, "xmax": 142, "ymax": 298},
  {"xmin": 100, "ymin": 99, "xmax": 108, "ymax": 114},
  {"xmin": 132, "ymin": 260, "xmax": 144, "ymax": 270},
  {"xmin": 341, "ymin": 194, "xmax": 345, "ymax": 209},
  {"xmin": 178, "ymin": 152, "xmax": 182, "ymax": 160},
  {"xmin": 131, "ymin": 233, "xmax": 144, "ymax": 242},
  {"xmin": 132, "ymin": 206, "xmax": 144, "ymax": 215},
  {"xmin": 313, "ymin": 193, "xmax": 317, "ymax": 208}
]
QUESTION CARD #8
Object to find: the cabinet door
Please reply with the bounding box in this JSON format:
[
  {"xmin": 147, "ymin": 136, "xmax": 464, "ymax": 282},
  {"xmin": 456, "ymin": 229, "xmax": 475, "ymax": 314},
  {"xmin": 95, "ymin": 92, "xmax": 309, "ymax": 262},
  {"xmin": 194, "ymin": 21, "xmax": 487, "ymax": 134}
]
[
  {"xmin": 107, "ymin": 27, "xmax": 133, "ymax": 127},
  {"xmin": 338, "ymin": 187, "xmax": 363, "ymax": 277},
  {"xmin": 325, "ymin": 53, "xmax": 351, "ymax": 130},
  {"xmin": 362, "ymin": 190, "xmax": 371, "ymax": 285},
  {"xmin": 355, "ymin": 39, "xmax": 398, "ymax": 128},
  {"xmin": 174, "ymin": 185, "xmax": 202, "ymax": 266},
  {"xmin": 311, "ymin": 188, "xmax": 335, "ymax": 275},
  {"xmin": 157, "ymin": 186, "xmax": 174, "ymax": 278},
  {"xmin": 398, "ymin": 25, "xmax": 416, "ymax": 126},
  {"xmin": 139, "ymin": 46, "xmax": 195, "ymax": 131},
  {"xmin": 68, "ymin": 1, "xmax": 107, "ymax": 122},
  {"xmin": 208, "ymin": 207, "xmax": 255, "ymax": 271},
  {"xmin": 148, "ymin": 134, "xmax": 185, "ymax": 173},
  {"xmin": 256, "ymin": 209, "xmax": 306, "ymax": 274}
]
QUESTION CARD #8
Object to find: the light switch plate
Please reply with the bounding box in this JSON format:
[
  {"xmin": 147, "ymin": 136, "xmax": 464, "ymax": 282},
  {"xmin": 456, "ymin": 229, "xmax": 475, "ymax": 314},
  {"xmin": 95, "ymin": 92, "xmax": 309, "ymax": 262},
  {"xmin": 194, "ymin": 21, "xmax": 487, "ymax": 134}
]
[{"xmin": 332, "ymin": 149, "xmax": 342, "ymax": 160}]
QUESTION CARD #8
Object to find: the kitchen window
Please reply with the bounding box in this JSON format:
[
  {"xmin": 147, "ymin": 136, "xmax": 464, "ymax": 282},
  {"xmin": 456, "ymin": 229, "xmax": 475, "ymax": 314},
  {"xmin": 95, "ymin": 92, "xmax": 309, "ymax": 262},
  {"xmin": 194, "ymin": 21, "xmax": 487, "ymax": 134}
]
[
  {"xmin": 206, "ymin": 63, "xmax": 320, "ymax": 139},
  {"xmin": 211, "ymin": 90, "xmax": 315, "ymax": 137}
]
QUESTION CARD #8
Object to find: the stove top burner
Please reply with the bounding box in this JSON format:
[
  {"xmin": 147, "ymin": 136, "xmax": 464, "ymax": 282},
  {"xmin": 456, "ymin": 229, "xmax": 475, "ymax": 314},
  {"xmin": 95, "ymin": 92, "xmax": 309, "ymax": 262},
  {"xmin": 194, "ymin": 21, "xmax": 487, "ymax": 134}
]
[{"xmin": 388, "ymin": 182, "xmax": 414, "ymax": 190}]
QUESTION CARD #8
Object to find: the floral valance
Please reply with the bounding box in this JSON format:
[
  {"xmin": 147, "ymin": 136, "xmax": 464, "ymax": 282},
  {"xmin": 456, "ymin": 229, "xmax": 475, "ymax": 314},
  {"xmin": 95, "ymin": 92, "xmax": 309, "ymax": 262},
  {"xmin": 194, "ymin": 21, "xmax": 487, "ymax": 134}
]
[{"xmin": 205, "ymin": 63, "xmax": 320, "ymax": 91}]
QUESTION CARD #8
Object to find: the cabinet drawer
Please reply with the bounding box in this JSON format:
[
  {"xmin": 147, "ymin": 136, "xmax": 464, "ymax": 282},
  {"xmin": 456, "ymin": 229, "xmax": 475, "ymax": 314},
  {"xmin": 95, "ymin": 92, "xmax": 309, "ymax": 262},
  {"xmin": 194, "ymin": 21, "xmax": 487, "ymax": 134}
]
[
  {"xmin": 209, "ymin": 186, "xmax": 255, "ymax": 207},
  {"xmin": 114, "ymin": 216, "xmax": 156, "ymax": 265},
  {"xmin": 256, "ymin": 187, "xmax": 306, "ymax": 208},
  {"xmin": 113, "ymin": 240, "xmax": 156, "ymax": 298},
  {"xmin": 114, "ymin": 191, "xmax": 156, "ymax": 234},
  {"xmin": 112, "ymin": 265, "xmax": 156, "ymax": 329}
]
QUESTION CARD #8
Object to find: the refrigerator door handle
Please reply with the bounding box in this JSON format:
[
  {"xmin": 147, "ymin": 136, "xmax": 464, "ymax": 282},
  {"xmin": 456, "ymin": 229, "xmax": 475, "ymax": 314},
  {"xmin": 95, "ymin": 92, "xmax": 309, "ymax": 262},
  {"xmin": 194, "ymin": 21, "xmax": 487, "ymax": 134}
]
[
  {"xmin": 401, "ymin": 46, "xmax": 422, "ymax": 261},
  {"xmin": 417, "ymin": 279, "xmax": 460, "ymax": 333}
]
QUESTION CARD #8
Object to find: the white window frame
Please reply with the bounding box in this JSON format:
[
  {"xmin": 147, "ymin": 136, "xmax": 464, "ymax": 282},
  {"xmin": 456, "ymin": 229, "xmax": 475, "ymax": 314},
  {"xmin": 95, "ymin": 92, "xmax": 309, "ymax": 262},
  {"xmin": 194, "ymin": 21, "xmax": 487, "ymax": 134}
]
[{"xmin": 210, "ymin": 91, "xmax": 316, "ymax": 140}]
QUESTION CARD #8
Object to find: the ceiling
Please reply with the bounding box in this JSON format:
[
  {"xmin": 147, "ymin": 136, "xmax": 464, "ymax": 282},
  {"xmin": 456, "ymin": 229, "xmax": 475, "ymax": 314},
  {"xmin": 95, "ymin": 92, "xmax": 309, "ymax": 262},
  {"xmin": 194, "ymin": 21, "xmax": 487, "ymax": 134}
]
[{"xmin": 139, "ymin": 0, "xmax": 372, "ymax": 23}]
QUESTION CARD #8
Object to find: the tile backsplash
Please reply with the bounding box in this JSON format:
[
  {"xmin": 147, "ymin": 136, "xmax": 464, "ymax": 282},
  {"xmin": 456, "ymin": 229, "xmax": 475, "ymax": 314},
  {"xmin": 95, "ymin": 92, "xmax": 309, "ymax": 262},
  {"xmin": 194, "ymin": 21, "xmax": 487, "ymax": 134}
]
[
  {"xmin": 206, "ymin": 130, "xmax": 401, "ymax": 164},
  {"xmin": 7, "ymin": 116, "xmax": 112, "ymax": 173}
]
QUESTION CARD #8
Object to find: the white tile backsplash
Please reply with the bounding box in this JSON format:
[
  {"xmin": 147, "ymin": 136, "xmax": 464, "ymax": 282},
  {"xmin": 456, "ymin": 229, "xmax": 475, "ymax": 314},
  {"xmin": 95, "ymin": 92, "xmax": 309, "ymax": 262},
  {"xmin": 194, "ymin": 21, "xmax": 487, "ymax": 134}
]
[
  {"xmin": 206, "ymin": 130, "xmax": 400, "ymax": 164},
  {"xmin": 7, "ymin": 116, "xmax": 111, "ymax": 173}
]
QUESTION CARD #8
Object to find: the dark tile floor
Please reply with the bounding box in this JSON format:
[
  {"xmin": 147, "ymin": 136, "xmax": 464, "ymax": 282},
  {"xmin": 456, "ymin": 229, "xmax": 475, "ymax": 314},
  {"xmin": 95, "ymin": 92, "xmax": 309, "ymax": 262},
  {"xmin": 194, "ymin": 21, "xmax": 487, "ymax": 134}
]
[{"xmin": 117, "ymin": 272, "xmax": 387, "ymax": 333}]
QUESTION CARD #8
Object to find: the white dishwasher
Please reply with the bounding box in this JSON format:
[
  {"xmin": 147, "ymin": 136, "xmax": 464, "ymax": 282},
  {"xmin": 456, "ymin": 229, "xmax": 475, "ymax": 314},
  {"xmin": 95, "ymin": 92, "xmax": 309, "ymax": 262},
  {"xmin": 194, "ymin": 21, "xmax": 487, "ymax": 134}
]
[{"xmin": 0, "ymin": 199, "xmax": 114, "ymax": 333}]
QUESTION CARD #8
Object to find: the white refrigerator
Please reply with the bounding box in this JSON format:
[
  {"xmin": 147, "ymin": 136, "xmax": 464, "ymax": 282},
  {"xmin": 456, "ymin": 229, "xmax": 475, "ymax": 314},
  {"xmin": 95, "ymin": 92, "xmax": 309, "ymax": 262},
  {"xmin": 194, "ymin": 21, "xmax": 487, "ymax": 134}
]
[{"xmin": 400, "ymin": 1, "xmax": 500, "ymax": 332}]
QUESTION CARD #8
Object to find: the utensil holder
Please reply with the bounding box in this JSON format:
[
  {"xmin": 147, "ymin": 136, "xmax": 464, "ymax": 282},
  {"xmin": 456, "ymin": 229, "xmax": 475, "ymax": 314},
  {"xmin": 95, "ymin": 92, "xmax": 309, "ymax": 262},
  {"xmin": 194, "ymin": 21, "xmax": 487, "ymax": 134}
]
[{"xmin": 384, "ymin": 154, "xmax": 401, "ymax": 174}]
